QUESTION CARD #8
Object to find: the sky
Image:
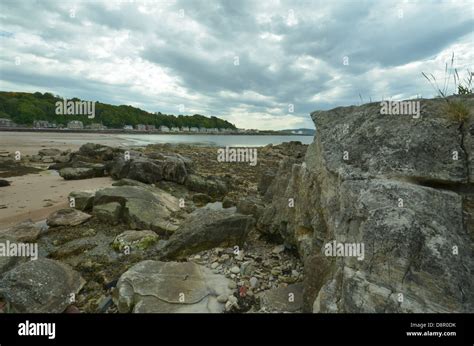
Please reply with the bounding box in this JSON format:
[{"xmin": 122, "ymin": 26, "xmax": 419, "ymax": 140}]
[{"xmin": 0, "ymin": 0, "xmax": 473, "ymax": 130}]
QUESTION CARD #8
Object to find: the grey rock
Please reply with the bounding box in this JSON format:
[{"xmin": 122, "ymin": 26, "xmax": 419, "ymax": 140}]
[
  {"xmin": 46, "ymin": 208, "xmax": 92, "ymax": 227},
  {"xmin": 112, "ymin": 230, "xmax": 159, "ymax": 251},
  {"xmin": 38, "ymin": 148, "xmax": 61, "ymax": 157},
  {"xmin": 158, "ymin": 208, "xmax": 254, "ymax": 260},
  {"xmin": 69, "ymin": 191, "xmax": 94, "ymax": 211},
  {"xmin": 192, "ymin": 193, "xmax": 212, "ymax": 206},
  {"xmin": 0, "ymin": 220, "xmax": 41, "ymax": 242},
  {"xmin": 185, "ymin": 174, "xmax": 228, "ymax": 198},
  {"xmin": 113, "ymin": 260, "xmax": 232, "ymax": 313},
  {"xmin": 0, "ymin": 179, "xmax": 10, "ymax": 187},
  {"xmin": 93, "ymin": 202, "xmax": 122, "ymax": 224},
  {"xmin": 258, "ymin": 95, "xmax": 474, "ymax": 313},
  {"xmin": 0, "ymin": 258, "xmax": 85, "ymax": 313},
  {"xmin": 59, "ymin": 165, "xmax": 105, "ymax": 180},
  {"xmin": 93, "ymin": 186, "xmax": 179, "ymax": 234},
  {"xmin": 259, "ymin": 283, "xmax": 303, "ymax": 312}
]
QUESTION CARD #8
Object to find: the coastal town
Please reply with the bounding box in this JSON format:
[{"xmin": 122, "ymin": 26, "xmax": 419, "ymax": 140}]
[{"xmin": 0, "ymin": 117, "xmax": 309, "ymax": 135}]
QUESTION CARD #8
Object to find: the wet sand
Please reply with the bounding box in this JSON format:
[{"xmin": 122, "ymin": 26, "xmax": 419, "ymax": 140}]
[
  {"xmin": 0, "ymin": 131, "xmax": 136, "ymax": 156},
  {"xmin": 0, "ymin": 170, "xmax": 113, "ymax": 229}
]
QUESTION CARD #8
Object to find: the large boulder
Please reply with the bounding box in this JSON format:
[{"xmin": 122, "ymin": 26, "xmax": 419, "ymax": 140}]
[
  {"xmin": 93, "ymin": 186, "xmax": 180, "ymax": 234},
  {"xmin": 108, "ymin": 154, "xmax": 189, "ymax": 185},
  {"xmin": 0, "ymin": 220, "xmax": 41, "ymax": 242},
  {"xmin": 158, "ymin": 208, "xmax": 254, "ymax": 260},
  {"xmin": 113, "ymin": 260, "xmax": 233, "ymax": 313},
  {"xmin": 259, "ymin": 95, "xmax": 474, "ymax": 313},
  {"xmin": 47, "ymin": 208, "xmax": 92, "ymax": 227},
  {"xmin": 185, "ymin": 174, "xmax": 228, "ymax": 198},
  {"xmin": 38, "ymin": 148, "xmax": 61, "ymax": 157},
  {"xmin": 0, "ymin": 258, "xmax": 85, "ymax": 313},
  {"xmin": 69, "ymin": 191, "xmax": 95, "ymax": 211},
  {"xmin": 112, "ymin": 230, "xmax": 159, "ymax": 252},
  {"xmin": 59, "ymin": 165, "xmax": 106, "ymax": 180}
]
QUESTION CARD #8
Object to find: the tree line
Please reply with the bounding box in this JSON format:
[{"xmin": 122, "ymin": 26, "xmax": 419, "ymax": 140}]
[{"xmin": 0, "ymin": 91, "xmax": 237, "ymax": 129}]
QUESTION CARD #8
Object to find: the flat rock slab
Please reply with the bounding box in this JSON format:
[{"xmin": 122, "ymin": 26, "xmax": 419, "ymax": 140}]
[
  {"xmin": 47, "ymin": 208, "xmax": 92, "ymax": 227},
  {"xmin": 0, "ymin": 220, "xmax": 41, "ymax": 242},
  {"xmin": 259, "ymin": 283, "xmax": 304, "ymax": 312},
  {"xmin": 158, "ymin": 208, "xmax": 254, "ymax": 260},
  {"xmin": 114, "ymin": 260, "xmax": 233, "ymax": 313},
  {"xmin": 0, "ymin": 258, "xmax": 85, "ymax": 313}
]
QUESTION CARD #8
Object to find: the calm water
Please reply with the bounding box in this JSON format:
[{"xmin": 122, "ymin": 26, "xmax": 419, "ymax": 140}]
[{"xmin": 119, "ymin": 134, "xmax": 314, "ymax": 147}]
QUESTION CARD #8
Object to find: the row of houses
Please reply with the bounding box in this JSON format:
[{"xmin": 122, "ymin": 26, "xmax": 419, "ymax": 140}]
[
  {"xmin": 0, "ymin": 118, "xmax": 245, "ymax": 133},
  {"xmin": 123, "ymin": 125, "xmax": 237, "ymax": 133}
]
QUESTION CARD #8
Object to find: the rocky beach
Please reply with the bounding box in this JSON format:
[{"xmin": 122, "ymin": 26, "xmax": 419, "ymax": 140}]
[{"xmin": 0, "ymin": 95, "xmax": 473, "ymax": 314}]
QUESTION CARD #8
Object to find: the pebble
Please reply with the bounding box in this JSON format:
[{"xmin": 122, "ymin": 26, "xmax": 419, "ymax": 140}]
[
  {"xmin": 217, "ymin": 295, "xmax": 228, "ymax": 303},
  {"xmin": 272, "ymin": 245, "xmax": 285, "ymax": 254},
  {"xmin": 211, "ymin": 262, "xmax": 219, "ymax": 269},
  {"xmin": 249, "ymin": 277, "xmax": 259, "ymax": 288},
  {"xmin": 228, "ymin": 281, "xmax": 237, "ymax": 289},
  {"xmin": 230, "ymin": 266, "xmax": 240, "ymax": 274},
  {"xmin": 228, "ymin": 295, "xmax": 238, "ymax": 304}
]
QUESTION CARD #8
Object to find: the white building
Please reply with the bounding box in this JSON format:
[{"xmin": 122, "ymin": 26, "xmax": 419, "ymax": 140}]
[
  {"xmin": 181, "ymin": 126, "xmax": 190, "ymax": 132},
  {"xmin": 190, "ymin": 127, "xmax": 199, "ymax": 132},
  {"xmin": 67, "ymin": 120, "xmax": 83, "ymax": 129},
  {"xmin": 170, "ymin": 127, "xmax": 180, "ymax": 132},
  {"xmin": 159, "ymin": 125, "xmax": 170, "ymax": 132},
  {"xmin": 123, "ymin": 125, "xmax": 133, "ymax": 130}
]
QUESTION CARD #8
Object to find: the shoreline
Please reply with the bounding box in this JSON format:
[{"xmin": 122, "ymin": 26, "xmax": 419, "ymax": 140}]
[{"xmin": 0, "ymin": 127, "xmax": 314, "ymax": 136}]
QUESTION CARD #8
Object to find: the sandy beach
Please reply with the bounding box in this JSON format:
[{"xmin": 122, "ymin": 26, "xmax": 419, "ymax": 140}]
[
  {"xmin": 0, "ymin": 131, "xmax": 128, "ymax": 229},
  {"xmin": 0, "ymin": 170, "xmax": 113, "ymax": 229},
  {"xmin": 0, "ymin": 131, "xmax": 136, "ymax": 156}
]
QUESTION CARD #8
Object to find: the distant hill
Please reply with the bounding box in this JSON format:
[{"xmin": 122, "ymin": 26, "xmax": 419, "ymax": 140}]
[
  {"xmin": 280, "ymin": 128, "xmax": 315, "ymax": 135},
  {"xmin": 0, "ymin": 91, "xmax": 237, "ymax": 129}
]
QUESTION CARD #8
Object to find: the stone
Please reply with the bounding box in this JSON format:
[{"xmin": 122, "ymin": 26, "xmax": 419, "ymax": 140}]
[
  {"xmin": 93, "ymin": 202, "xmax": 122, "ymax": 224},
  {"xmin": 46, "ymin": 208, "xmax": 92, "ymax": 227},
  {"xmin": 217, "ymin": 295, "xmax": 228, "ymax": 303},
  {"xmin": 258, "ymin": 95, "xmax": 474, "ymax": 313},
  {"xmin": 211, "ymin": 262, "xmax": 219, "ymax": 269},
  {"xmin": 38, "ymin": 148, "xmax": 61, "ymax": 157},
  {"xmin": 93, "ymin": 186, "xmax": 179, "ymax": 234},
  {"xmin": 250, "ymin": 277, "xmax": 259, "ymax": 288},
  {"xmin": 0, "ymin": 258, "xmax": 85, "ymax": 313},
  {"xmin": 0, "ymin": 220, "xmax": 41, "ymax": 242},
  {"xmin": 69, "ymin": 191, "xmax": 94, "ymax": 211},
  {"xmin": 0, "ymin": 179, "xmax": 10, "ymax": 187},
  {"xmin": 42, "ymin": 156, "xmax": 54, "ymax": 164},
  {"xmin": 113, "ymin": 260, "xmax": 232, "ymax": 313},
  {"xmin": 236, "ymin": 196, "xmax": 265, "ymax": 220},
  {"xmin": 230, "ymin": 266, "xmax": 240, "ymax": 274},
  {"xmin": 272, "ymin": 245, "xmax": 285, "ymax": 254},
  {"xmin": 157, "ymin": 208, "xmax": 254, "ymax": 260},
  {"xmin": 59, "ymin": 165, "xmax": 106, "ymax": 180},
  {"xmin": 222, "ymin": 197, "xmax": 235, "ymax": 208},
  {"xmin": 192, "ymin": 193, "xmax": 212, "ymax": 206},
  {"xmin": 112, "ymin": 230, "xmax": 159, "ymax": 251},
  {"xmin": 185, "ymin": 174, "xmax": 228, "ymax": 198},
  {"xmin": 108, "ymin": 154, "xmax": 189, "ymax": 184},
  {"xmin": 258, "ymin": 283, "xmax": 303, "ymax": 313}
]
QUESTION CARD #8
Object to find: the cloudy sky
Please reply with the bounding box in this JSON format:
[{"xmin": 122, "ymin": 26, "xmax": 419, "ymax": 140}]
[{"xmin": 0, "ymin": 0, "xmax": 472, "ymax": 130}]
